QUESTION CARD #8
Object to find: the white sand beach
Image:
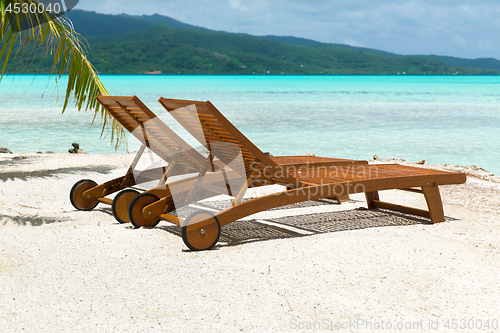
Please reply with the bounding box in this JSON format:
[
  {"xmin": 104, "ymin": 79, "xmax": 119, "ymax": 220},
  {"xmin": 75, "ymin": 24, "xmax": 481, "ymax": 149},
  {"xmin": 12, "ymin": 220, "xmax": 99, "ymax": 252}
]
[{"xmin": 1, "ymin": 153, "xmax": 499, "ymax": 332}]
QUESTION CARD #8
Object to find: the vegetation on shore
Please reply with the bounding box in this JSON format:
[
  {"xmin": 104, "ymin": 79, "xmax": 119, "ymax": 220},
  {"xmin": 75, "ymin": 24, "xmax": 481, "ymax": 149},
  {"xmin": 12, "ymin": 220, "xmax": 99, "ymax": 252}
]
[{"xmin": 3, "ymin": 9, "xmax": 498, "ymax": 75}]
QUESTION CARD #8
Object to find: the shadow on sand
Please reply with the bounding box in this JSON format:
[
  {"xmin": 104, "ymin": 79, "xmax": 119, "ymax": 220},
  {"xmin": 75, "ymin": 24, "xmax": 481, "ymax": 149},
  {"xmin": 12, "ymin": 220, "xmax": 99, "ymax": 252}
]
[
  {"xmin": 0, "ymin": 165, "xmax": 116, "ymax": 182},
  {"xmin": 156, "ymin": 199, "xmax": 458, "ymax": 250}
]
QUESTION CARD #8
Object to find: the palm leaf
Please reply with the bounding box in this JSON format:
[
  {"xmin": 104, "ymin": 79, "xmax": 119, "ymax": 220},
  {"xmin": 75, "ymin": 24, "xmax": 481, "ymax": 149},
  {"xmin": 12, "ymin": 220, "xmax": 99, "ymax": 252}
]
[{"xmin": 1, "ymin": 0, "xmax": 125, "ymax": 147}]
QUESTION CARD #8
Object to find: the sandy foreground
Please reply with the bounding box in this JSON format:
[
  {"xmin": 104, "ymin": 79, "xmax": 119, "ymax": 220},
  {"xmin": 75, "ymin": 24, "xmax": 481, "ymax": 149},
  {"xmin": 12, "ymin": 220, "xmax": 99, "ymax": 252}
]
[{"xmin": 0, "ymin": 153, "xmax": 499, "ymax": 332}]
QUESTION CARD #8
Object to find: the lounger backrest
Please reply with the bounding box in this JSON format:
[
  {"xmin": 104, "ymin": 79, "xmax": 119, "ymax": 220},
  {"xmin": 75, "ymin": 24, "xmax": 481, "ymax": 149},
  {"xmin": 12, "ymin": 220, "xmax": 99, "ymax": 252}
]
[
  {"xmin": 97, "ymin": 96, "xmax": 208, "ymax": 172},
  {"xmin": 158, "ymin": 97, "xmax": 299, "ymax": 185}
]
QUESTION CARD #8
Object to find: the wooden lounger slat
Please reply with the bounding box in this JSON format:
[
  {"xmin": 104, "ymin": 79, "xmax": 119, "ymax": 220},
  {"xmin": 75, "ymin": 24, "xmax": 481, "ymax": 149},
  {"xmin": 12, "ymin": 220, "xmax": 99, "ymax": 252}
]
[
  {"xmin": 288, "ymin": 165, "xmax": 454, "ymax": 184},
  {"xmin": 272, "ymin": 156, "xmax": 359, "ymax": 165}
]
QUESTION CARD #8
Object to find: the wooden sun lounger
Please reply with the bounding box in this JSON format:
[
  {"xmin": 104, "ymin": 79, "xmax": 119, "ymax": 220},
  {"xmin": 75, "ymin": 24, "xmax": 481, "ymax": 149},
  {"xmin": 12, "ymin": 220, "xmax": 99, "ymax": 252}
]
[
  {"xmin": 70, "ymin": 96, "xmax": 210, "ymax": 224},
  {"xmin": 70, "ymin": 96, "xmax": 366, "ymax": 226},
  {"xmin": 146, "ymin": 97, "xmax": 467, "ymax": 251}
]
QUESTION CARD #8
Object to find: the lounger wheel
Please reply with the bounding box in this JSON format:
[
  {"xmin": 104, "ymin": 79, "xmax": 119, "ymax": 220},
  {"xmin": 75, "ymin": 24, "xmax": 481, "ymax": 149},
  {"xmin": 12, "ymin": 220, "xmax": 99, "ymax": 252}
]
[
  {"xmin": 128, "ymin": 193, "xmax": 161, "ymax": 228},
  {"xmin": 181, "ymin": 210, "xmax": 221, "ymax": 251},
  {"xmin": 112, "ymin": 189, "xmax": 140, "ymax": 224},
  {"xmin": 70, "ymin": 179, "xmax": 99, "ymax": 211}
]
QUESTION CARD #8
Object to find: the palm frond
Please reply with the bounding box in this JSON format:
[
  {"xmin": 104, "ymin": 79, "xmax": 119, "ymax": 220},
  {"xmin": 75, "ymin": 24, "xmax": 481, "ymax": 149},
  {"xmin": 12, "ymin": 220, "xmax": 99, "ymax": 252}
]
[{"xmin": 1, "ymin": 0, "xmax": 125, "ymax": 148}]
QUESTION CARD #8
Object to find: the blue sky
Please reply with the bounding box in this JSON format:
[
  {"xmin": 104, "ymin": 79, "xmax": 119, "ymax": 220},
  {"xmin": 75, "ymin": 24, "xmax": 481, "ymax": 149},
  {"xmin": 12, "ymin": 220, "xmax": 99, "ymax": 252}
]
[{"xmin": 75, "ymin": 0, "xmax": 500, "ymax": 60}]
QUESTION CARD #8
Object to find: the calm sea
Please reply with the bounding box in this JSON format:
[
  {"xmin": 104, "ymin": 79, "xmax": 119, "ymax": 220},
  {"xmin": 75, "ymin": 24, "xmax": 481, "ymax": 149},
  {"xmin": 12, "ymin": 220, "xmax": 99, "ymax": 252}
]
[{"xmin": 1, "ymin": 75, "xmax": 499, "ymax": 174}]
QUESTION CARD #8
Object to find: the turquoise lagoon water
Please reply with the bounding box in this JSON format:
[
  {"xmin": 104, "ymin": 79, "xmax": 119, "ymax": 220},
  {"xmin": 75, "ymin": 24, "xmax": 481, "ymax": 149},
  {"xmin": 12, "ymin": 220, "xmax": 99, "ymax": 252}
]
[{"xmin": 1, "ymin": 75, "xmax": 499, "ymax": 174}]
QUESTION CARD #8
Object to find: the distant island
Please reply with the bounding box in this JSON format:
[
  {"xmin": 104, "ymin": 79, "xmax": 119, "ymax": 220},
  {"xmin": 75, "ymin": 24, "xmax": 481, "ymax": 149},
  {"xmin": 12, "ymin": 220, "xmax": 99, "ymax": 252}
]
[{"xmin": 4, "ymin": 9, "xmax": 500, "ymax": 75}]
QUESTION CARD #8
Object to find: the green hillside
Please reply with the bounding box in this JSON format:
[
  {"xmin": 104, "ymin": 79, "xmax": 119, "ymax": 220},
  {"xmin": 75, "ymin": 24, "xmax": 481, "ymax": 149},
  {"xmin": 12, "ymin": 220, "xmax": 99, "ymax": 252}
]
[
  {"xmin": 3, "ymin": 10, "xmax": 498, "ymax": 75},
  {"xmin": 426, "ymin": 55, "xmax": 500, "ymax": 71},
  {"xmin": 64, "ymin": 9, "xmax": 207, "ymax": 36},
  {"xmin": 260, "ymin": 35, "xmax": 500, "ymax": 71}
]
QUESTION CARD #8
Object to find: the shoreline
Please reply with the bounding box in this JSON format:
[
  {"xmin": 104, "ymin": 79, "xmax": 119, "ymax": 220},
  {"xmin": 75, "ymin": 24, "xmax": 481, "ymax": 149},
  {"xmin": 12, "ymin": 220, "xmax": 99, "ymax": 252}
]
[{"xmin": 1, "ymin": 153, "xmax": 499, "ymax": 331}]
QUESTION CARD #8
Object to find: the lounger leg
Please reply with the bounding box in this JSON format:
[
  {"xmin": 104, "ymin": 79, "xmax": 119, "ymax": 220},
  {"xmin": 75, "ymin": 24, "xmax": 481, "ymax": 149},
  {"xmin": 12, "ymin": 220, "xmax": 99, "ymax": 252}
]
[
  {"xmin": 365, "ymin": 191, "xmax": 380, "ymax": 209},
  {"xmin": 422, "ymin": 186, "xmax": 445, "ymax": 223},
  {"xmin": 334, "ymin": 194, "xmax": 350, "ymax": 204}
]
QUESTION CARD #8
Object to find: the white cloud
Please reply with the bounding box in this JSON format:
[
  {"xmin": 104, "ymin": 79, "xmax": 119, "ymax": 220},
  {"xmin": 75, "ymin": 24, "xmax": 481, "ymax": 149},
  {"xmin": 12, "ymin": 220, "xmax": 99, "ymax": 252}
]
[
  {"xmin": 476, "ymin": 39, "xmax": 494, "ymax": 51},
  {"xmin": 228, "ymin": 0, "xmax": 248, "ymax": 11},
  {"xmin": 453, "ymin": 35, "xmax": 467, "ymax": 49}
]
